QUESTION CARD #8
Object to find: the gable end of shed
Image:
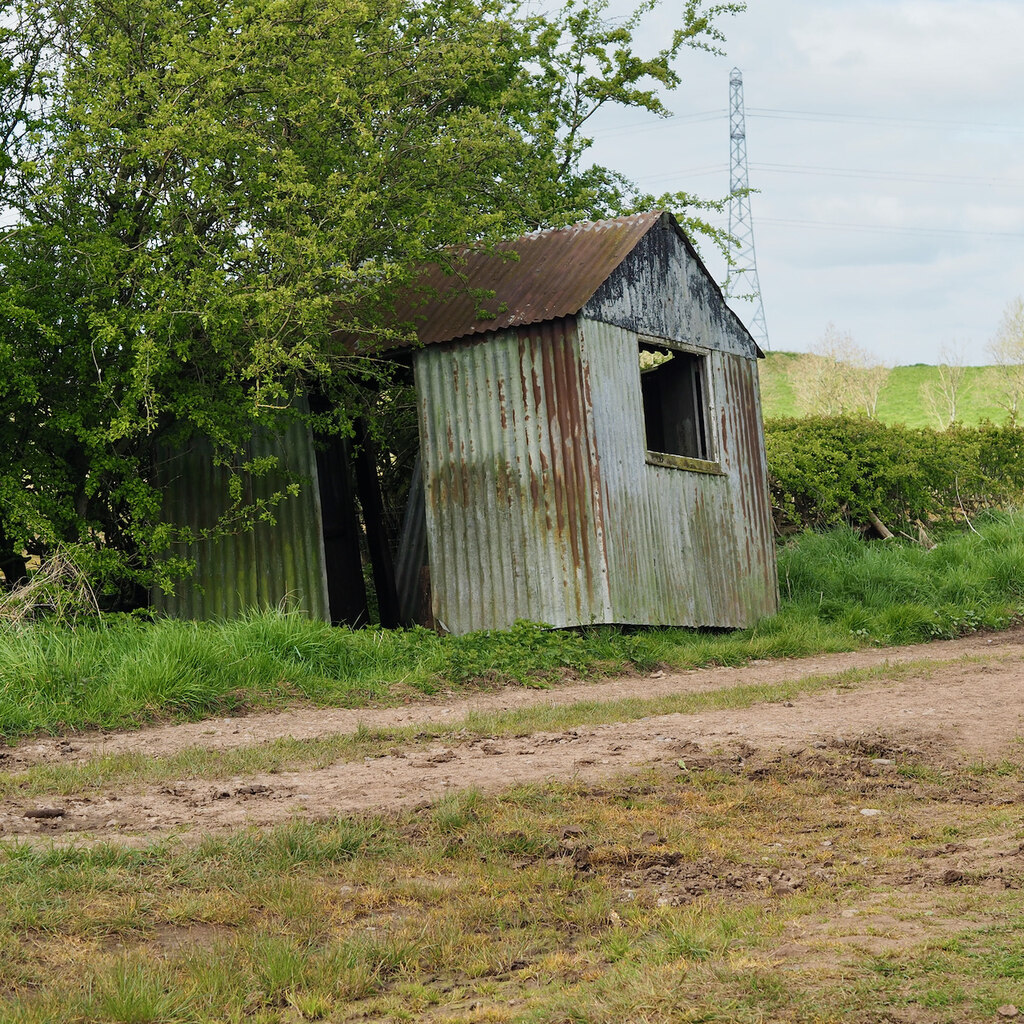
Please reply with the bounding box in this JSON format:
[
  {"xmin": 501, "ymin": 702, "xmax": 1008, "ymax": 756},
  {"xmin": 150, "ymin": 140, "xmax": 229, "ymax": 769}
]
[{"xmin": 581, "ymin": 213, "xmax": 759, "ymax": 360}]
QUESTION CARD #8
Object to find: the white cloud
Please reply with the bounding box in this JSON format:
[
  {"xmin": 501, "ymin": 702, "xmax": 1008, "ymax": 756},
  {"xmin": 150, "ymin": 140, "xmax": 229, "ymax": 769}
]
[{"xmin": 788, "ymin": 1, "xmax": 1024, "ymax": 108}]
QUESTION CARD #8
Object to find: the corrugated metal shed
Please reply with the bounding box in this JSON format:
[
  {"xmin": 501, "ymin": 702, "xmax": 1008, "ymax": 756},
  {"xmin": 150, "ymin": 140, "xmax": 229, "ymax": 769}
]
[
  {"xmin": 155, "ymin": 210, "xmax": 776, "ymax": 633},
  {"xmin": 413, "ymin": 211, "xmax": 778, "ymax": 633}
]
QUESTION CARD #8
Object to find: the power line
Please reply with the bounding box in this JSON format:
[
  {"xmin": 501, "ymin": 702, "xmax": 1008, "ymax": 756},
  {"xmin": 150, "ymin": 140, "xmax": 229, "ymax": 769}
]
[
  {"xmin": 757, "ymin": 216, "xmax": 1024, "ymax": 240},
  {"xmin": 747, "ymin": 107, "xmax": 1024, "ymax": 134},
  {"xmin": 634, "ymin": 160, "xmax": 1024, "ymax": 190},
  {"xmin": 588, "ymin": 106, "xmax": 1024, "ymax": 142},
  {"xmin": 631, "ymin": 164, "xmax": 728, "ymax": 187},
  {"xmin": 591, "ymin": 108, "xmax": 726, "ymax": 140},
  {"xmin": 750, "ymin": 161, "xmax": 1024, "ymax": 189}
]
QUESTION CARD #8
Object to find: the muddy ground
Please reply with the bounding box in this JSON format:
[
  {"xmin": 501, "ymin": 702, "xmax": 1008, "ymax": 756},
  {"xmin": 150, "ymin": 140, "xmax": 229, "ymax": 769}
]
[{"xmin": 3, "ymin": 627, "xmax": 1024, "ymax": 843}]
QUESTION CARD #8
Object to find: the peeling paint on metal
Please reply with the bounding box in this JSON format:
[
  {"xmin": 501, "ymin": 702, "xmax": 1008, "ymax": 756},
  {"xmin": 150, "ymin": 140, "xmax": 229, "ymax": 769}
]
[{"xmin": 582, "ymin": 215, "xmax": 759, "ymax": 361}]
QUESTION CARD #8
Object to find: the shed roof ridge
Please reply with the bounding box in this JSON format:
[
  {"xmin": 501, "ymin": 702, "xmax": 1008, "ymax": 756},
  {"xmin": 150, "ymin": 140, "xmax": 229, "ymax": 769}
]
[
  {"xmin": 435, "ymin": 210, "xmax": 664, "ymax": 261},
  {"xmin": 384, "ymin": 210, "xmax": 670, "ymax": 348},
  {"xmin": 509, "ymin": 209, "xmax": 664, "ymax": 241}
]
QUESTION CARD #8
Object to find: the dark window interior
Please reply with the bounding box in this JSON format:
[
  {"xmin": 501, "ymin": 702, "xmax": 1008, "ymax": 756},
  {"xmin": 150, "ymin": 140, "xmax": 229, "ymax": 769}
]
[{"xmin": 640, "ymin": 346, "xmax": 710, "ymax": 461}]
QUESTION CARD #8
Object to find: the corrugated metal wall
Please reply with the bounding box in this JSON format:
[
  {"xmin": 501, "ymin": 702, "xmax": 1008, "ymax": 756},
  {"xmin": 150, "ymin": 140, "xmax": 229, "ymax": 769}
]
[
  {"xmin": 415, "ymin": 320, "xmax": 612, "ymax": 634},
  {"xmin": 151, "ymin": 417, "xmax": 330, "ymax": 621},
  {"xmin": 580, "ymin": 318, "xmax": 777, "ymax": 627},
  {"xmin": 416, "ymin": 316, "xmax": 776, "ymax": 633}
]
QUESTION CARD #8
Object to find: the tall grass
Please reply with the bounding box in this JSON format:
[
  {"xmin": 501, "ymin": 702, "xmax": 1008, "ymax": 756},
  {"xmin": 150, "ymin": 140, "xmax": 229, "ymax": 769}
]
[{"xmin": 0, "ymin": 514, "xmax": 1022, "ymax": 740}]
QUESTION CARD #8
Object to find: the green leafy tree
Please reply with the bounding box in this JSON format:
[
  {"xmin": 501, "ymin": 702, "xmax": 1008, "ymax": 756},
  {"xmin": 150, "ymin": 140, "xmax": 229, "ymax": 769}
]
[{"xmin": 0, "ymin": 0, "xmax": 742, "ymax": 598}]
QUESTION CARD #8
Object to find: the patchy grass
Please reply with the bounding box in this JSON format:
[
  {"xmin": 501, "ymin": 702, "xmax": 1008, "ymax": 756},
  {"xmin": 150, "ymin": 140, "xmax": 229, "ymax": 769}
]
[
  {"xmin": 1, "ymin": 744, "xmax": 1022, "ymax": 1022},
  {"xmin": 0, "ymin": 516, "xmax": 1022, "ymax": 742}
]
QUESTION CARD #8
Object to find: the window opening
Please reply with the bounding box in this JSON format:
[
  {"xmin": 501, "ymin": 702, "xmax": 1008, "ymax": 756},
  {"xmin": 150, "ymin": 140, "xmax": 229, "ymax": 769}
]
[{"xmin": 639, "ymin": 344, "xmax": 711, "ymax": 461}]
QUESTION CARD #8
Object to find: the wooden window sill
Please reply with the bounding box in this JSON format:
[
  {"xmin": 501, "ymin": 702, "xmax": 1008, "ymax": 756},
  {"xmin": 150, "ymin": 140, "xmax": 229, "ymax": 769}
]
[{"xmin": 645, "ymin": 451, "xmax": 725, "ymax": 475}]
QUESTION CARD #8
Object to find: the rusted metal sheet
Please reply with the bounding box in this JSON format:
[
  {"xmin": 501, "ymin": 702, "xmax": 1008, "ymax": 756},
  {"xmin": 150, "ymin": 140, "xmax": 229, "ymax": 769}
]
[
  {"xmin": 415, "ymin": 318, "xmax": 612, "ymax": 634},
  {"xmin": 721, "ymin": 351, "xmax": 779, "ymax": 615},
  {"xmin": 151, "ymin": 417, "xmax": 330, "ymax": 621},
  {"xmin": 388, "ymin": 212, "xmax": 663, "ymax": 349},
  {"xmin": 580, "ymin": 317, "xmax": 777, "ymax": 627}
]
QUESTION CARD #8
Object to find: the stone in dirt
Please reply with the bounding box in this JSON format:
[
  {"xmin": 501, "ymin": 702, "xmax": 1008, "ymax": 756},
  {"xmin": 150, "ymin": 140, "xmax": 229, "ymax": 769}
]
[
  {"xmin": 424, "ymin": 749, "xmax": 457, "ymax": 765},
  {"xmin": 997, "ymin": 1006, "xmax": 1019, "ymax": 1019},
  {"xmin": 24, "ymin": 807, "xmax": 65, "ymax": 819}
]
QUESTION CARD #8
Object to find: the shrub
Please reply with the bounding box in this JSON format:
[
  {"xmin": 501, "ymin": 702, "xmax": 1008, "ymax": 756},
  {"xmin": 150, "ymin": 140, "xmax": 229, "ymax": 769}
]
[{"xmin": 765, "ymin": 416, "xmax": 1024, "ymax": 535}]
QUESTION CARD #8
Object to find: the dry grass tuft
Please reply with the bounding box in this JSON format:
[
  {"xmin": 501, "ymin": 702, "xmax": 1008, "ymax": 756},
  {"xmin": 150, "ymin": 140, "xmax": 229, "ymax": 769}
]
[{"xmin": 0, "ymin": 548, "xmax": 100, "ymax": 627}]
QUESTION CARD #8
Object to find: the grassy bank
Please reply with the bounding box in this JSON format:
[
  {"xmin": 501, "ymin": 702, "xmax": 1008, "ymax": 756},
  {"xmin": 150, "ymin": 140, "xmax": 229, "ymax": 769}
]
[
  {"xmin": 760, "ymin": 352, "xmax": 1008, "ymax": 427},
  {"xmin": 0, "ymin": 514, "xmax": 1022, "ymax": 740}
]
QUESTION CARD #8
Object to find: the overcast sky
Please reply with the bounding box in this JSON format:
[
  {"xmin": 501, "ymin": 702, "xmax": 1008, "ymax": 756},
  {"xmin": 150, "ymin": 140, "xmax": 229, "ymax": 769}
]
[{"xmin": 586, "ymin": 0, "xmax": 1024, "ymax": 365}]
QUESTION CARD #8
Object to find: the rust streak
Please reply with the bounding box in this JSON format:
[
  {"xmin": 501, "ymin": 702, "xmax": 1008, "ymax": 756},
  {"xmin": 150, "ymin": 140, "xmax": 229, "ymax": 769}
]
[{"xmin": 497, "ymin": 377, "xmax": 508, "ymax": 430}]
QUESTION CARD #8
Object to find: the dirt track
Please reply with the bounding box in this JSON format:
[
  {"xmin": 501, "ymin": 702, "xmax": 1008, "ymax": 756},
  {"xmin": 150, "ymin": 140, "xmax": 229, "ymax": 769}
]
[{"xmin": 3, "ymin": 627, "xmax": 1024, "ymax": 842}]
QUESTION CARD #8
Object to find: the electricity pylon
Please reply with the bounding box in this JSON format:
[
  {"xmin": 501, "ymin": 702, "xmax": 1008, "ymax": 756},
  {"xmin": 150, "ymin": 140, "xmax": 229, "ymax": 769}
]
[{"xmin": 725, "ymin": 67, "xmax": 770, "ymax": 350}]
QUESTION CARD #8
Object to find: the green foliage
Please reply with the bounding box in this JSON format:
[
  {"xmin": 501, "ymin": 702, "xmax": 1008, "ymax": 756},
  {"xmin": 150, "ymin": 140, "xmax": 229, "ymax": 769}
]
[
  {"xmin": 765, "ymin": 416, "xmax": 1024, "ymax": 534},
  {"xmin": 0, "ymin": 0, "xmax": 741, "ymax": 597}
]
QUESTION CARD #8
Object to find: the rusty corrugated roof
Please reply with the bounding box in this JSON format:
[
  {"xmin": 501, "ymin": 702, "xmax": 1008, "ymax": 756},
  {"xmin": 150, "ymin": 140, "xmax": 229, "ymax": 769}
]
[{"xmin": 387, "ymin": 211, "xmax": 665, "ymax": 349}]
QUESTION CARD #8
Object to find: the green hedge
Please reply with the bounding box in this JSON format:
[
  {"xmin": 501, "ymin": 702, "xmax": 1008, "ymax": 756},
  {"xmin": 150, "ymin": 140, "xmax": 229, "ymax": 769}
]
[{"xmin": 764, "ymin": 417, "xmax": 1024, "ymax": 535}]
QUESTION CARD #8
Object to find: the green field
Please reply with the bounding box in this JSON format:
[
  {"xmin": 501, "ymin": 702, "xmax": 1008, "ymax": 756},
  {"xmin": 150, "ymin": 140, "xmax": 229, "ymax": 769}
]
[{"xmin": 759, "ymin": 352, "xmax": 1009, "ymax": 427}]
